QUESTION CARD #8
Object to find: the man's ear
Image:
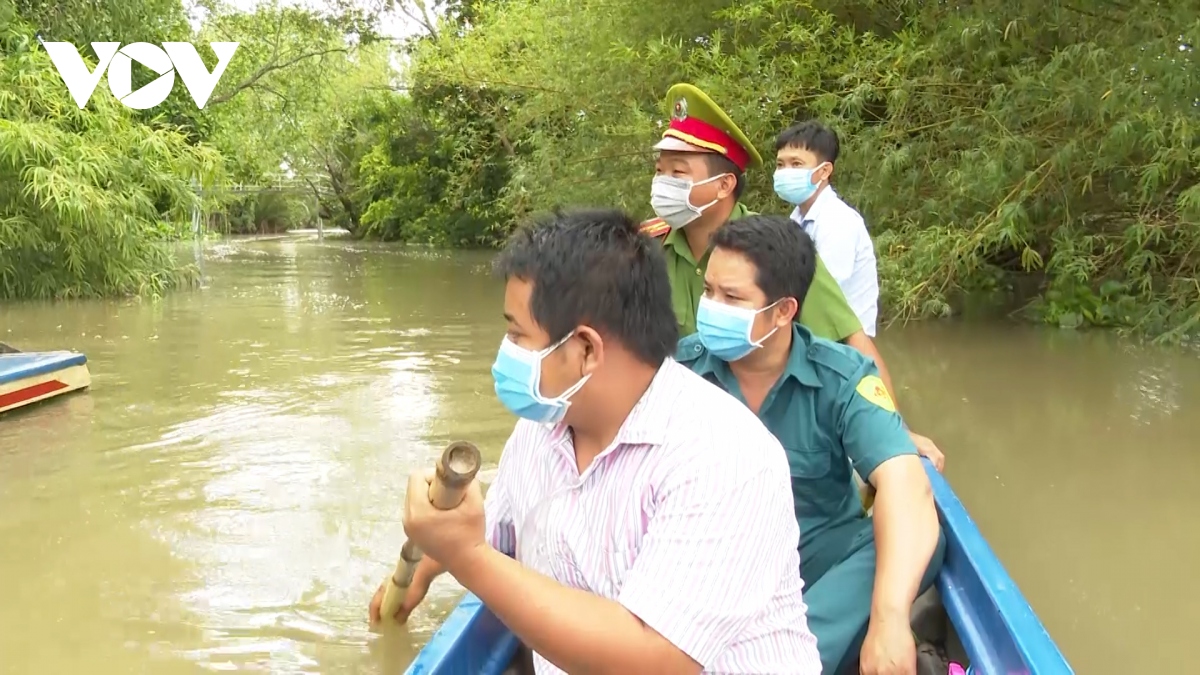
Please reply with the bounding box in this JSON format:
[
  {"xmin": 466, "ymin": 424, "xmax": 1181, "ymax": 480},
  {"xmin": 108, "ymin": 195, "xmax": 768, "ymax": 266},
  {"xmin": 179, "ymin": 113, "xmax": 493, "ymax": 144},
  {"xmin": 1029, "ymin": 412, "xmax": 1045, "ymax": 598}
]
[
  {"xmin": 574, "ymin": 326, "xmax": 605, "ymax": 376},
  {"xmin": 717, "ymin": 172, "xmax": 739, "ymax": 200},
  {"xmin": 778, "ymin": 297, "xmax": 800, "ymax": 325}
]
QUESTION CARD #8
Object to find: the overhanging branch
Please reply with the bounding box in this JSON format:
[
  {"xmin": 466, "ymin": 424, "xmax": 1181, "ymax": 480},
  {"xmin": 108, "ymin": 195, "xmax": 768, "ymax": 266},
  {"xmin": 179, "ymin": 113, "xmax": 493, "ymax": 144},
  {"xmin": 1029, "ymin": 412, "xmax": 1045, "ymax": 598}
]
[{"xmin": 208, "ymin": 47, "xmax": 349, "ymax": 105}]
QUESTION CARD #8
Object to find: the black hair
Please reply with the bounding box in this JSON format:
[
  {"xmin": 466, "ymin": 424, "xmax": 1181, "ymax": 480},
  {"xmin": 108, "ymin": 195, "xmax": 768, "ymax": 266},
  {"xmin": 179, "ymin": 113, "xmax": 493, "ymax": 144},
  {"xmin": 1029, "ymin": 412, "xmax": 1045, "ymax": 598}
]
[
  {"xmin": 775, "ymin": 121, "xmax": 840, "ymax": 164},
  {"xmin": 701, "ymin": 153, "xmax": 746, "ymax": 200},
  {"xmin": 493, "ymin": 208, "xmax": 678, "ymax": 365},
  {"xmin": 710, "ymin": 214, "xmax": 816, "ymax": 317}
]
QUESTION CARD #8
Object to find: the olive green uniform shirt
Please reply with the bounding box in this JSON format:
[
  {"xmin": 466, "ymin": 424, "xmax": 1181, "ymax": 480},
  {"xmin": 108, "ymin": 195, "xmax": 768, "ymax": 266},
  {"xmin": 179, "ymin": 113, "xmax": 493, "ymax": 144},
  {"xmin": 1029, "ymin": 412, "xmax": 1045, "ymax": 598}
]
[
  {"xmin": 676, "ymin": 324, "xmax": 917, "ymax": 550},
  {"xmin": 661, "ymin": 203, "xmax": 863, "ymax": 340}
]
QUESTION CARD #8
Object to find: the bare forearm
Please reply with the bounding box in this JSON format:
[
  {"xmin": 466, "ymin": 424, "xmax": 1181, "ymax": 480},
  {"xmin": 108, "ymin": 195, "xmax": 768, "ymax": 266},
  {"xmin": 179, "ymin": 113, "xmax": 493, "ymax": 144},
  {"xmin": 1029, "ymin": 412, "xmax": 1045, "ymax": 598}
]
[
  {"xmin": 870, "ymin": 472, "xmax": 938, "ymax": 619},
  {"xmin": 451, "ymin": 546, "xmax": 689, "ymax": 675},
  {"xmin": 845, "ymin": 332, "xmax": 899, "ymax": 410}
]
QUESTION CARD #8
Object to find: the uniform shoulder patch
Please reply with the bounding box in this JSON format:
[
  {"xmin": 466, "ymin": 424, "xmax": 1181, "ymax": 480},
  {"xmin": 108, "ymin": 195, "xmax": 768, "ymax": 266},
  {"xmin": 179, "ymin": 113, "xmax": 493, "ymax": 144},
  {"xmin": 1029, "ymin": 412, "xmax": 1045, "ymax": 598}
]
[
  {"xmin": 854, "ymin": 374, "xmax": 896, "ymax": 413},
  {"xmin": 638, "ymin": 217, "xmax": 670, "ymax": 240}
]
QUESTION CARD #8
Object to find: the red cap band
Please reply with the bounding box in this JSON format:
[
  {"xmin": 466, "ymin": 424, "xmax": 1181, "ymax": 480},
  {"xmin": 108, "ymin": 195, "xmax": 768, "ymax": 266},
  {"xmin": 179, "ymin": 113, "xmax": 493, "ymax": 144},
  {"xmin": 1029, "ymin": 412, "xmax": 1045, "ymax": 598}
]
[{"xmin": 662, "ymin": 116, "xmax": 751, "ymax": 172}]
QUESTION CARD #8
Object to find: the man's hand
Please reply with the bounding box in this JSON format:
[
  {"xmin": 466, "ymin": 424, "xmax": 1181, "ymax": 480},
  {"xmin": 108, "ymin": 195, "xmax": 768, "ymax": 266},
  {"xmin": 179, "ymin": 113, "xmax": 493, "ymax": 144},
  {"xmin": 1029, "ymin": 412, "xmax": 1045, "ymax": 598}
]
[
  {"xmin": 403, "ymin": 469, "xmax": 487, "ymax": 573},
  {"xmin": 907, "ymin": 431, "xmax": 944, "ymax": 472},
  {"xmin": 859, "ymin": 612, "xmax": 917, "ymax": 675}
]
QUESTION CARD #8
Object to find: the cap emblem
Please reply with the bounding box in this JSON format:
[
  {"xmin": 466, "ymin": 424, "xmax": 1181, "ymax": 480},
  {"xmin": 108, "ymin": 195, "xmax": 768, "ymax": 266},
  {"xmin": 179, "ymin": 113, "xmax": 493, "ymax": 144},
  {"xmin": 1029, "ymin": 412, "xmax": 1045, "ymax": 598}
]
[{"xmin": 672, "ymin": 97, "xmax": 688, "ymax": 120}]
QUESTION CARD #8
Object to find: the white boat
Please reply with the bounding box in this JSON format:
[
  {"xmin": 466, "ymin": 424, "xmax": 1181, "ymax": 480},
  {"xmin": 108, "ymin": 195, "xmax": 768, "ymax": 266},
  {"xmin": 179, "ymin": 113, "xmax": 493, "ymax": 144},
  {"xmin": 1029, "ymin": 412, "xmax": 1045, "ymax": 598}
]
[{"xmin": 0, "ymin": 349, "xmax": 91, "ymax": 414}]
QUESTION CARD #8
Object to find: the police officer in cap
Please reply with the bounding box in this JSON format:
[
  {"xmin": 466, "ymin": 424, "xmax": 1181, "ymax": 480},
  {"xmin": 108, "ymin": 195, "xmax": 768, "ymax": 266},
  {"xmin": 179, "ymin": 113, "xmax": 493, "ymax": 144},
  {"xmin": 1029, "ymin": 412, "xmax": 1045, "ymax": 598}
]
[{"xmin": 641, "ymin": 83, "xmax": 945, "ymax": 470}]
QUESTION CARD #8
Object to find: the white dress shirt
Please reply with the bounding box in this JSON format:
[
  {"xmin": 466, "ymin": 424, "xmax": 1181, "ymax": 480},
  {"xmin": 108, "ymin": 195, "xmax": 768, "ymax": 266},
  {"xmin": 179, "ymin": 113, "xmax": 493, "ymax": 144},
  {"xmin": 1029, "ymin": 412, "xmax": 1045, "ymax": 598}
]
[{"xmin": 790, "ymin": 187, "xmax": 879, "ymax": 336}]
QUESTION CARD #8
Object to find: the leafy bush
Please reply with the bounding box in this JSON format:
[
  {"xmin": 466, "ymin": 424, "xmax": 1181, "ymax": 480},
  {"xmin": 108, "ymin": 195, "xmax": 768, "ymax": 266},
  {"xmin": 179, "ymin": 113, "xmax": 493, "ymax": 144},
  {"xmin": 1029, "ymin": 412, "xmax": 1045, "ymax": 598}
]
[{"xmin": 0, "ymin": 12, "xmax": 221, "ymax": 299}]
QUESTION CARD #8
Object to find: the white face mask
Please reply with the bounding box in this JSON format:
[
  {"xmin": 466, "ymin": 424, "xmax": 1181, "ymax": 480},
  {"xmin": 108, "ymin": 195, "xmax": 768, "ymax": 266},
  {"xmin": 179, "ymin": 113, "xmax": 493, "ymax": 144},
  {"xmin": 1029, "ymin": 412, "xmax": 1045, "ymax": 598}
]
[{"xmin": 650, "ymin": 174, "xmax": 728, "ymax": 230}]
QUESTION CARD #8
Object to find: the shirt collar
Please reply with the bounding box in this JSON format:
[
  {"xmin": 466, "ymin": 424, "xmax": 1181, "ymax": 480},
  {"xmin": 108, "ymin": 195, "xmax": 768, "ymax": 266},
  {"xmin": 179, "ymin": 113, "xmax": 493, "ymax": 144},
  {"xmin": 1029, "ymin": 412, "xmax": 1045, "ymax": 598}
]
[
  {"xmin": 728, "ymin": 201, "xmax": 752, "ymax": 220},
  {"xmin": 662, "ymin": 201, "xmax": 753, "ymax": 266},
  {"xmin": 546, "ymin": 359, "xmax": 676, "ymax": 447},
  {"xmin": 782, "ymin": 323, "xmax": 823, "ymax": 388},
  {"xmin": 687, "ymin": 324, "xmax": 823, "ymax": 389},
  {"xmin": 683, "ymin": 336, "xmax": 724, "ymax": 379},
  {"xmin": 793, "ymin": 186, "xmax": 838, "ymax": 225},
  {"xmin": 663, "ymin": 227, "xmax": 702, "ymax": 266}
]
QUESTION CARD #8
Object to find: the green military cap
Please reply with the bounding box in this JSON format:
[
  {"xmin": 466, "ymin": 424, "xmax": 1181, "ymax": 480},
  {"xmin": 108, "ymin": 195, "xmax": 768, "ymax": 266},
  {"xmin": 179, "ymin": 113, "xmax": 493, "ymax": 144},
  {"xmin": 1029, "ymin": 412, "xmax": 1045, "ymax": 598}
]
[{"xmin": 652, "ymin": 83, "xmax": 763, "ymax": 171}]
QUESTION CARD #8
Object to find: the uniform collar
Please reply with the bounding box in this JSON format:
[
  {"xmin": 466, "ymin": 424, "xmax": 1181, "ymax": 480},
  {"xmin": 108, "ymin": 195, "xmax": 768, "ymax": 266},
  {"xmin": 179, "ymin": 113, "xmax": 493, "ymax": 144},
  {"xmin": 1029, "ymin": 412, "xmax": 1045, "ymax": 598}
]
[
  {"xmin": 782, "ymin": 323, "xmax": 823, "ymax": 388},
  {"xmin": 727, "ymin": 201, "xmax": 753, "ymax": 220},
  {"xmin": 662, "ymin": 201, "xmax": 753, "ymax": 265},
  {"xmin": 683, "ymin": 323, "xmax": 823, "ymax": 389},
  {"xmin": 663, "ymin": 227, "xmax": 703, "ymax": 265}
]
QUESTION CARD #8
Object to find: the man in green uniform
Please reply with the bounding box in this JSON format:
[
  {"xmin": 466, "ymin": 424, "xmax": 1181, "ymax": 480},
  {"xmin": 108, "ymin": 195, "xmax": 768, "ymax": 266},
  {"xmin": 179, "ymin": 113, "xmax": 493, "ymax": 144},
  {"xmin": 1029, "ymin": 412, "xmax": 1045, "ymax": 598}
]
[
  {"xmin": 675, "ymin": 213, "xmax": 946, "ymax": 675},
  {"xmin": 642, "ymin": 83, "xmax": 944, "ymax": 470},
  {"xmin": 642, "ymin": 83, "xmax": 857, "ymax": 342}
]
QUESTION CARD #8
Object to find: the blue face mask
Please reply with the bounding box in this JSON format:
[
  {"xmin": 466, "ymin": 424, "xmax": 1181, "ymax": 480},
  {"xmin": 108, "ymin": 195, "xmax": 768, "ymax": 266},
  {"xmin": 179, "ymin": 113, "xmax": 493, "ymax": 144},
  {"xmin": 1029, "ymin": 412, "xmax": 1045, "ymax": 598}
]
[
  {"xmin": 696, "ymin": 296, "xmax": 782, "ymax": 362},
  {"xmin": 491, "ymin": 332, "xmax": 591, "ymax": 424},
  {"xmin": 773, "ymin": 165, "xmax": 827, "ymax": 205}
]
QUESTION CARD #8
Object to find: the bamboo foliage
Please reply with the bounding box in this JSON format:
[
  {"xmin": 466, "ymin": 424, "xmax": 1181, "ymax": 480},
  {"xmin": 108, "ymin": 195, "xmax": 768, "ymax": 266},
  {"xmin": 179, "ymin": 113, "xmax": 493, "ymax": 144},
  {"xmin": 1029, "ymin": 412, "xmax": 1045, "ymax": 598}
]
[
  {"xmin": 396, "ymin": 0, "xmax": 1199, "ymax": 337},
  {"xmin": 0, "ymin": 14, "xmax": 222, "ymax": 300}
]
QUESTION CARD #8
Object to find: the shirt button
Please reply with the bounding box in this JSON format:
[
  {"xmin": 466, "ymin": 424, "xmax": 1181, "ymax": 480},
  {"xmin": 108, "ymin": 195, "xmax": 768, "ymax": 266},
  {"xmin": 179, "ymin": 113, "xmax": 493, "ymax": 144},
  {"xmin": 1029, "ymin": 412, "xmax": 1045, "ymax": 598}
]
[
  {"xmin": 694, "ymin": 344, "xmax": 702, "ymax": 352},
  {"xmin": 695, "ymin": 268, "xmax": 702, "ymax": 276}
]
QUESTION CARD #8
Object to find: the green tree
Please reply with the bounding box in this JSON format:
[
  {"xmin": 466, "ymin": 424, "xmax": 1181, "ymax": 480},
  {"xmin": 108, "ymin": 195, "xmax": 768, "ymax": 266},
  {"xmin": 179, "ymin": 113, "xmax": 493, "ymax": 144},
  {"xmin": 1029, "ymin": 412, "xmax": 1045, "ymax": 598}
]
[{"xmin": 196, "ymin": 2, "xmax": 396, "ymax": 232}]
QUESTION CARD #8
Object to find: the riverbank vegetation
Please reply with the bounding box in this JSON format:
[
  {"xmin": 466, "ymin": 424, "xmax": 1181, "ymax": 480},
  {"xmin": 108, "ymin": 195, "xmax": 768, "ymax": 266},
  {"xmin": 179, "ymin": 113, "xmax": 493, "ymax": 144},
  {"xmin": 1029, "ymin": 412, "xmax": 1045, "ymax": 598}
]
[{"xmin": 2, "ymin": 0, "xmax": 1196, "ymax": 339}]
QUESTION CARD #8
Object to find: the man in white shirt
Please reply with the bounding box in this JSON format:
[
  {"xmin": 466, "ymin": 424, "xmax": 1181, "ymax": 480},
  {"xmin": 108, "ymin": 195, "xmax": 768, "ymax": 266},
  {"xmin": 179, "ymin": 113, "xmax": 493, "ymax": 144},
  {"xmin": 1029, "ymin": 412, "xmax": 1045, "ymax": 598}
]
[{"xmin": 772, "ymin": 122, "xmax": 880, "ymax": 337}]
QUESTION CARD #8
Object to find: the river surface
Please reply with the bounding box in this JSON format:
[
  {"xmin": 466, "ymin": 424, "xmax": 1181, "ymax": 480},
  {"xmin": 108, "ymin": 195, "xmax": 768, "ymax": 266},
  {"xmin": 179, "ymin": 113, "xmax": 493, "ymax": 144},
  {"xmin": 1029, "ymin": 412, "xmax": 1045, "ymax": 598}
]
[{"xmin": 0, "ymin": 235, "xmax": 1195, "ymax": 674}]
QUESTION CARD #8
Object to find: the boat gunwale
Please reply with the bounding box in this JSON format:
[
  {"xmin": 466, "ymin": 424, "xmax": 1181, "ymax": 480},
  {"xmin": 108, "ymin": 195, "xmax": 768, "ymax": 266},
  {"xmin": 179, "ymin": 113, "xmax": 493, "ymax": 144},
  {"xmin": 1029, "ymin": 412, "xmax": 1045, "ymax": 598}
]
[
  {"xmin": 925, "ymin": 462, "xmax": 1074, "ymax": 674},
  {"xmin": 0, "ymin": 351, "xmax": 88, "ymax": 386},
  {"xmin": 404, "ymin": 593, "xmax": 519, "ymax": 675}
]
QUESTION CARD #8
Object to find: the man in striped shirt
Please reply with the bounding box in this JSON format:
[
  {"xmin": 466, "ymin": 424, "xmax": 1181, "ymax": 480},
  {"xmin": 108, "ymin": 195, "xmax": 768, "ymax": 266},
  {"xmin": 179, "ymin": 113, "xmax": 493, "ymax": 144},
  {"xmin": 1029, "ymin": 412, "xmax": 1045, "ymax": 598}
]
[{"xmin": 372, "ymin": 208, "xmax": 821, "ymax": 674}]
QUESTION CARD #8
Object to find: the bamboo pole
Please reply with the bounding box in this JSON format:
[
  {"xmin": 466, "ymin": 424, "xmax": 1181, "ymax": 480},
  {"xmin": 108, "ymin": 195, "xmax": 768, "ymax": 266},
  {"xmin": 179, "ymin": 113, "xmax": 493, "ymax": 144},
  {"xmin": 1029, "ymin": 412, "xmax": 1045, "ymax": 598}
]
[{"xmin": 376, "ymin": 441, "xmax": 482, "ymax": 624}]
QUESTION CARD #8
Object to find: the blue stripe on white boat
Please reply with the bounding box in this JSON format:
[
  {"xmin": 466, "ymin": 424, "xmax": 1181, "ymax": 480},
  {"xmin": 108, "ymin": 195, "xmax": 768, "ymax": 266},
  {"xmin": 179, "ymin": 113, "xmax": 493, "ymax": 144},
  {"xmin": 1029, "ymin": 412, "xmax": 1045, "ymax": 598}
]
[
  {"xmin": 0, "ymin": 351, "xmax": 88, "ymax": 385},
  {"xmin": 403, "ymin": 458, "xmax": 1074, "ymax": 675}
]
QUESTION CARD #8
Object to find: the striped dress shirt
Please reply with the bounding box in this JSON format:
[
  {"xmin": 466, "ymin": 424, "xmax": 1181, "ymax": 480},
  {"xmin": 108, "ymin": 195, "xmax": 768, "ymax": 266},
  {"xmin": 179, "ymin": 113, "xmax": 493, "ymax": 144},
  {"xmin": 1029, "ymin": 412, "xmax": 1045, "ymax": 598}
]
[{"xmin": 483, "ymin": 358, "xmax": 821, "ymax": 674}]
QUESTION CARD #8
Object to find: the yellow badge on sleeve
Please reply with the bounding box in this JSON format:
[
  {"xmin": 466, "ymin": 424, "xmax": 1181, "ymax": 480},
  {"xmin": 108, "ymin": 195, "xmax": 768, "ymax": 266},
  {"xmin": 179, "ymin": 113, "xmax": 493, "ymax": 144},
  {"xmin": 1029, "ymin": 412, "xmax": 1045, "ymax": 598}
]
[{"xmin": 855, "ymin": 375, "xmax": 896, "ymax": 412}]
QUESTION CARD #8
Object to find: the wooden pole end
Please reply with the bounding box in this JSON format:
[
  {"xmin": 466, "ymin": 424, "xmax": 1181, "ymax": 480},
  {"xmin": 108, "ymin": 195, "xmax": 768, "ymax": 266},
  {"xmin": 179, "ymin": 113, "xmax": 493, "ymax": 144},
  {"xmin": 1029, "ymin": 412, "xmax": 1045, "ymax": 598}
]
[{"xmin": 438, "ymin": 441, "xmax": 481, "ymax": 487}]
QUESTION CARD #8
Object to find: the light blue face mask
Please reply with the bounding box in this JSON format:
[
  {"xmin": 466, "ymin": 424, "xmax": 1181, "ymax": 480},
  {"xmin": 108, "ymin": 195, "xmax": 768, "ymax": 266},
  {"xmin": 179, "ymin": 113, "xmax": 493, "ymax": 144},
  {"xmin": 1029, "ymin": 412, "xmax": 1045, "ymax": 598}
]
[
  {"xmin": 773, "ymin": 165, "xmax": 827, "ymax": 205},
  {"xmin": 491, "ymin": 332, "xmax": 590, "ymax": 424},
  {"xmin": 695, "ymin": 296, "xmax": 782, "ymax": 362}
]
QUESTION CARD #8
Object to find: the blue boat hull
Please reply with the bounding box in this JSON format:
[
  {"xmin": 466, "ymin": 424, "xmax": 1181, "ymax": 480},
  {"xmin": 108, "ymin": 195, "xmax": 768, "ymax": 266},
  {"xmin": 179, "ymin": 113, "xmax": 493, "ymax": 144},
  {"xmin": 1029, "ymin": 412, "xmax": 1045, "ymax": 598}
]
[{"xmin": 402, "ymin": 461, "xmax": 1073, "ymax": 674}]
